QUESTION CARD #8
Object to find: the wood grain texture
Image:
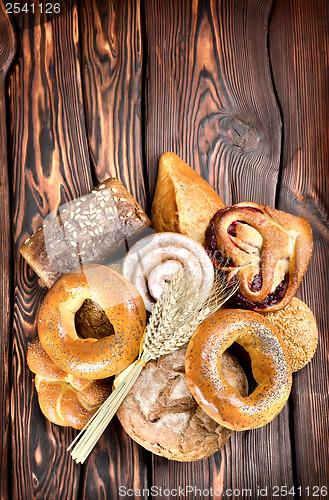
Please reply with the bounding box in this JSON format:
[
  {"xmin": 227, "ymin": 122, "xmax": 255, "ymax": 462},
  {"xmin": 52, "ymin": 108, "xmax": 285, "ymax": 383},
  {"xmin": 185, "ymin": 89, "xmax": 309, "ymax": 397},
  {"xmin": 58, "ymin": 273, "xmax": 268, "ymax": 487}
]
[
  {"xmin": 80, "ymin": 0, "xmax": 148, "ymax": 210},
  {"xmin": 79, "ymin": 2, "xmax": 151, "ymax": 497},
  {"xmin": 0, "ymin": 2, "xmax": 16, "ymax": 498},
  {"xmin": 145, "ymin": 0, "xmax": 292, "ymax": 497},
  {"xmin": 4, "ymin": 0, "xmax": 328, "ymax": 497},
  {"xmin": 269, "ymin": 0, "xmax": 329, "ymax": 490},
  {"xmin": 9, "ymin": 1, "xmax": 93, "ymax": 498},
  {"xmin": 145, "ymin": 0, "xmax": 282, "ymax": 207}
]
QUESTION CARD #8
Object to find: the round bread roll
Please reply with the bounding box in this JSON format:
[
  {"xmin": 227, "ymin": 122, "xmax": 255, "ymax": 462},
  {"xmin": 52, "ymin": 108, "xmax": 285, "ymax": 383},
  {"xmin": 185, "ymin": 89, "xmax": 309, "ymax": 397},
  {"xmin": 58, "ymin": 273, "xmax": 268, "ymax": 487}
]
[
  {"xmin": 116, "ymin": 345, "xmax": 248, "ymax": 461},
  {"xmin": 262, "ymin": 297, "xmax": 318, "ymax": 372}
]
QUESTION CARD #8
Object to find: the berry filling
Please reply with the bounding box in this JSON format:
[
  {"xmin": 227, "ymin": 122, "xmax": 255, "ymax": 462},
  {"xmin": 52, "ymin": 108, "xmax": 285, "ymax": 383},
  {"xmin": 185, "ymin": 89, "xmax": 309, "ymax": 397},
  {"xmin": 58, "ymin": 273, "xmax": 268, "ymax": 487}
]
[
  {"xmin": 205, "ymin": 207, "xmax": 289, "ymax": 309},
  {"xmin": 228, "ymin": 273, "xmax": 289, "ymax": 309}
]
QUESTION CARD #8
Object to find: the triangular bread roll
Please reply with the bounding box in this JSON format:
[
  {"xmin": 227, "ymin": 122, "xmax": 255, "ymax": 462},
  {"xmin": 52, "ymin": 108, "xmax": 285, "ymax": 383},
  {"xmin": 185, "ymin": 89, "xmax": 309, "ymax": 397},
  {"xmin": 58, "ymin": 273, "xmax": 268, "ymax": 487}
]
[{"xmin": 151, "ymin": 152, "xmax": 226, "ymax": 245}]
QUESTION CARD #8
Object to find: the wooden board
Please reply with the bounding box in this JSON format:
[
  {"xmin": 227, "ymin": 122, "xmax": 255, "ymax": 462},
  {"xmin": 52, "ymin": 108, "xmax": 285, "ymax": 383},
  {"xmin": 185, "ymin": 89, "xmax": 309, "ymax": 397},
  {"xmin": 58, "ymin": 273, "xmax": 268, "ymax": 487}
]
[
  {"xmin": 269, "ymin": 0, "xmax": 329, "ymax": 491},
  {"xmin": 2, "ymin": 0, "xmax": 328, "ymax": 497}
]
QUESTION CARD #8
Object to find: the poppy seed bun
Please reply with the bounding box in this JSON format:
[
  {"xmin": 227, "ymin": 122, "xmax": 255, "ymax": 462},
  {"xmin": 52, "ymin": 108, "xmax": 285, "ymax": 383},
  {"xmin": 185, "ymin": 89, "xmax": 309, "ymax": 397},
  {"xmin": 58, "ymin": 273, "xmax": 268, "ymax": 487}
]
[
  {"xmin": 262, "ymin": 297, "xmax": 318, "ymax": 372},
  {"xmin": 116, "ymin": 345, "xmax": 248, "ymax": 461}
]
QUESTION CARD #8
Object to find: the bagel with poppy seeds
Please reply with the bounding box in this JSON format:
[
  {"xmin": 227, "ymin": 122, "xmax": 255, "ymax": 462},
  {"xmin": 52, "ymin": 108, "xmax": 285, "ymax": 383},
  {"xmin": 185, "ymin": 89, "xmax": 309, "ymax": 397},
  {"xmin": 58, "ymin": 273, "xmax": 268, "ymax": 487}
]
[
  {"xmin": 205, "ymin": 202, "xmax": 313, "ymax": 312},
  {"xmin": 185, "ymin": 309, "xmax": 292, "ymax": 431},
  {"xmin": 38, "ymin": 264, "xmax": 146, "ymax": 379}
]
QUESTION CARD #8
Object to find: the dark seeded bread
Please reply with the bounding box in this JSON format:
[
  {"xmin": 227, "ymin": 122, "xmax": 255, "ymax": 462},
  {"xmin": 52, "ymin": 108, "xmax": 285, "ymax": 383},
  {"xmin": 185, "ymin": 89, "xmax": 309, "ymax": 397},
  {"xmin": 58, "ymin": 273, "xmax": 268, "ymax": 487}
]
[{"xmin": 20, "ymin": 179, "xmax": 151, "ymax": 287}]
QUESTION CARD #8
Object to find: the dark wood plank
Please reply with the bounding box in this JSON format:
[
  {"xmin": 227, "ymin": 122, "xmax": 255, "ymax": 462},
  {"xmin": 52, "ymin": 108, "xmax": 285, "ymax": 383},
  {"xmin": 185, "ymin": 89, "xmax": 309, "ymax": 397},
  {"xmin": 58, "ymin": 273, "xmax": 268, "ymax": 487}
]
[
  {"xmin": 79, "ymin": 2, "xmax": 150, "ymax": 497},
  {"xmin": 0, "ymin": 3, "xmax": 16, "ymax": 499},
  {"xmin": 145, "ymin": 0, "xmax": 282, "ymax": 207},
  {"xmin": 145, "ymin": 0, "xmax": 292, "ymax": 496},
  {"xmin": 9, "ymin": 1, "xmax": 93, "ymax": 497},
  {"xmin": 269, "ymin": 0, "xmax": 329, "ymax": 490},
  {"xmin": 80, "ymin": 0, "xmax": 148, "ymax": 210}
]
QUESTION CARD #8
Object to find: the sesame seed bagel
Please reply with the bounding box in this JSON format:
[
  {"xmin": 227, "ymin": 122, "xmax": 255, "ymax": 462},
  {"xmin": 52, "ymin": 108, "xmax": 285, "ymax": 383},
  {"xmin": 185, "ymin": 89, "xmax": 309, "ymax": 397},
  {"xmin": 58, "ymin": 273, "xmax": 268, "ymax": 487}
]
[
  {"xmin": 185, "ymin": 309, "xmax": 292, "ymax": 431},
  {"xmin": 38, "ymin": 264, "xmax": 146, "ymax": 379}
]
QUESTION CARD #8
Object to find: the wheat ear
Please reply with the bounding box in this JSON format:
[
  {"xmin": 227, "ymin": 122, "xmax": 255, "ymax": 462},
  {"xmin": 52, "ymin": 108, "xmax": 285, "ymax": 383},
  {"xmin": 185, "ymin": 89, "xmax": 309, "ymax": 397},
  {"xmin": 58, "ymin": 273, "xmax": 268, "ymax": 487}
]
[{"xmin": 68, "ymin": 269, "xmax": 237, "ymax": 463}]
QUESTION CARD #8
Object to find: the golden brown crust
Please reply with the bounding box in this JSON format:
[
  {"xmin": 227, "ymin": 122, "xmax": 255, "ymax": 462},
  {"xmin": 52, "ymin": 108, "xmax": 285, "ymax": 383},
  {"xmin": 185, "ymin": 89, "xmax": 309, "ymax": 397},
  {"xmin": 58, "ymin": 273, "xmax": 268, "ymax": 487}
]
[
  {"xmin": 185, "ymin": 309, "xmax": 292, "ymax": 431},
  {"xmin": 27, "ymin": 338, "xmax": 112, "ymax": 429},
  {"xmin": 262, "ymin": 297, "xmax": 318, "ymax": 371},
  {"xmin": 37, "ymin": 264, "xmax": 146, "ymax": 379},
  {"xmin": 151, "ymin": 152, "xmax": 226, "ymax": 245},
  {"xmin": 116, "ymin": 345, "xmax": 248, "ymax": 461},
  {"xmin": 20, "ymin": 178, "xmax": 151, "ymax": 288},
  {"xmin": 206, "ymin": 202, "xmax": 313, "ymax": 312}
]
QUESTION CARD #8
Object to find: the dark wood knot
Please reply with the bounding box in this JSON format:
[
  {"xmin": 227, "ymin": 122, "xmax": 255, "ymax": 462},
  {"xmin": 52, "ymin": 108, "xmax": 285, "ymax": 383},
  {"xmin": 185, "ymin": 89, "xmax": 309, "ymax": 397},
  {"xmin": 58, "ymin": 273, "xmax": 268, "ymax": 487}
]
[
  {"xmin": 216, "ymin": 115, "xmax": 261, "ymax": 152},
  {"xmin": 0, "ymin": 8, "xmax": 16, "ymax": 73}
]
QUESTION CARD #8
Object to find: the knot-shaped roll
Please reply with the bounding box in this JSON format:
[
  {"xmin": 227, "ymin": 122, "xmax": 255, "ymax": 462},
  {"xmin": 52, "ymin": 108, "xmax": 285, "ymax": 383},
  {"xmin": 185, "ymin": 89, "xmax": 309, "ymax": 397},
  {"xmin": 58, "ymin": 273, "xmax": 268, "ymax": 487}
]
[
  {"xmin": 123, "ymin": 232, "xmax": 214, "ymax": 311},
  {"xmin": 27, "ymin": 338, "xmax": 112, "ymax": 429},
  {"xmin": 205, "ymin": 202, "xmax": 313, "ymax": 312}
]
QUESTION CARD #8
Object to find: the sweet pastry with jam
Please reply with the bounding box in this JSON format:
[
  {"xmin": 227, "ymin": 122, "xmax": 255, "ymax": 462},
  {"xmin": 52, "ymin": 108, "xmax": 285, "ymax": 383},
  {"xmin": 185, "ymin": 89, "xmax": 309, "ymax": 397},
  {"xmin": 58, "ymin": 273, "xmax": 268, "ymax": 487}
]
[{"xmin": 205, "ymin": 202, "xmax": 313, "ymax": 311}]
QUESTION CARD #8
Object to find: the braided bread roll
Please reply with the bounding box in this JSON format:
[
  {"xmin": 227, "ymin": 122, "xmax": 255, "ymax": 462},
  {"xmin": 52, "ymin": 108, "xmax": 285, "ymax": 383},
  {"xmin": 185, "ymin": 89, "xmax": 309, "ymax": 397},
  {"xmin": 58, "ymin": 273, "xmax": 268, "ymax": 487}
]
[
  {"xmin": 205, "ymin": 202, "xmax": 313, "ymax": 311},
  {"xmin": 27, "ymin": 338, "xmax": 112, "ymax": 429},
  {"xmin": 122, "ymin": 232, "xmax": 214, "ymax": 311}
]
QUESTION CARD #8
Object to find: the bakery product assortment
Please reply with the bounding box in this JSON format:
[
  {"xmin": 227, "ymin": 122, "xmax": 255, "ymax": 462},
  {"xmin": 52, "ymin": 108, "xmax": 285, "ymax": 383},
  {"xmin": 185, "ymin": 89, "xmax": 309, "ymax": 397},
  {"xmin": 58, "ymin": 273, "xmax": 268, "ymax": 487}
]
[
  {"xmin": 116, "ymin": 344, "xmax": 248, "ymax": 461},
  {"xmin": 27, "ymin": 338, "xmax": 112, "ymax": 430},
  {"xmin": 151, "ymin": 152, "xmax": 225, "ymax": 245},
  {"xmin": 38, "ymin": 264, "xmax": 146, "ymax": 379},
  {"xmin": 185, "ymin": 309, "xmax": 292, "ymax": 431},
  {"xmin": 204, "ymin": 202, "xmax": 313, "ymax": 312},
  {"xmin": 122, "ymin": 232, "xmax": 214, "ymax": 311},
  {"xmin": 21, "ymin": 155, "xmax": 318, "ymax": 462},
  {"xmin": 20, "ymin": 178, "xmax": 151, "ymax": 288}
]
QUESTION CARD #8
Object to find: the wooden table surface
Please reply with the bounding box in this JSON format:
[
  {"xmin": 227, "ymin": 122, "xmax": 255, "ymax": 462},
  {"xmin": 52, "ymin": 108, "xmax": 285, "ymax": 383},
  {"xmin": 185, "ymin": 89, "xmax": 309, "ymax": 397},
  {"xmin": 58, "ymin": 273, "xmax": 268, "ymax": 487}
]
[{"xmin": 0, "ymin": 0, "xmax": 328, "ymax": 498}]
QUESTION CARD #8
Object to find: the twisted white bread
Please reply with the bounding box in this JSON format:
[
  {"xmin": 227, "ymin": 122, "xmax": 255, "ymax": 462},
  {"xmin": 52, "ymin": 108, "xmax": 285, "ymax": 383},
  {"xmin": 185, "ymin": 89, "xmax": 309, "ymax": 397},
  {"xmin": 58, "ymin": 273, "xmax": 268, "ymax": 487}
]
[
  {"xmin": 122, "ymin": 232, "xmax": 214, "ymax": 311},
  {"xmin": 27, "ymin": 338, "xmax": 112, "ymax": 429}
]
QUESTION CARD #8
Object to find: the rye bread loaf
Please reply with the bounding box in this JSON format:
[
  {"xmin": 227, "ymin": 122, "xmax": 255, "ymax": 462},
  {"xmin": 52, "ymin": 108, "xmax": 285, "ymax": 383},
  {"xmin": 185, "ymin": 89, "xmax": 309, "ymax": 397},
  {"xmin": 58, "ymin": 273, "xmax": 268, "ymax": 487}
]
[
  {"xmin": 20, "ymin": 178, "xmax": 151, "ymax": 288},
  {"xmin": 116, "ymin": 344, "xmax": 248, "ymax": 461}
]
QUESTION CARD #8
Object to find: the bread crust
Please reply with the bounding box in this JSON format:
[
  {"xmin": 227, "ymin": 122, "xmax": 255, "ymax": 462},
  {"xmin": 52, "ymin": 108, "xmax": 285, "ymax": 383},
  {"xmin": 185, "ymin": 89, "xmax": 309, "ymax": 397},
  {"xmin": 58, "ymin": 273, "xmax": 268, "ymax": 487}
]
[
  {"xmin": 27, "ymin": 338, "xmax": 112, "ymax": 429},
  {"xmin": 37, "ymin": 265, "xmax": 146, "ymax": 379},
  {"xmin": 262, "ymin": 297, "xmax": 318, "ymax": 371},
  {"xmin": 151, "ymin": 152, "xmax": 225, "ymax": 245},
  {"xmin": 20, "ymin": 178, "xmax": 151, "ymax": 288},
  {"xmin": 116, "ymin": 345, "xmax": 248, "ymax": 461},
  {"xmin": 205, "ymin": 202, "xmax": 313, "ymax": 312},
  {"xmin": 186, "ymin": 309, "xmax": 292, "ymax": 431}
]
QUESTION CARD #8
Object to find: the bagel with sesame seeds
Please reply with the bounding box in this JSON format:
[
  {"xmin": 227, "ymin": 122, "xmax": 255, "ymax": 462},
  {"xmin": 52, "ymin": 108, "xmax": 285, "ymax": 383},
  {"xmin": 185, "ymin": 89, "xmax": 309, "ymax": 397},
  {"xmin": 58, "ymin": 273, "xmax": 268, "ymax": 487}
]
[
  {"xmin": 37, "ymin": 264, "xmax": 146, "ymax": 379},
  {"xmin": 185, "ymin": 309, "xmax": 292, "ymax": 431}
]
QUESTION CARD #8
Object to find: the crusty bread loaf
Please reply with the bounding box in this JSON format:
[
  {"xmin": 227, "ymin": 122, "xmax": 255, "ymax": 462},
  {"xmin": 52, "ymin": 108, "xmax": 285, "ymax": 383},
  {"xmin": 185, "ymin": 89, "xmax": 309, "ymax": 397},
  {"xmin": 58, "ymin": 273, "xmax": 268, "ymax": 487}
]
[
  {"xmin": 20, "ymin": 178, "xmax": 151, "ymax": 288},
  {"xmin": 27, "ymin": 338, "xmax": 112, "ymax": 429},
  {"xmin": 116, "ymin": 344, "xmax": 248, "ymax": 461},
  {"xmin": 151, "ymin": 152, "xmax": 226, "ymax": 245}
]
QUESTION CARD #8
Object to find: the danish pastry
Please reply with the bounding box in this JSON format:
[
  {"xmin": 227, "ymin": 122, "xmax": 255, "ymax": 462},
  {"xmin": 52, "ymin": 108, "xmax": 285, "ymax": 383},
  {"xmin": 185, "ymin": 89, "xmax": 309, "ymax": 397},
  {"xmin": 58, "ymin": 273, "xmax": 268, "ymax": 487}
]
[{"xmin": 205, "ymin": 202, "xmax": 313, "ymax": 311}]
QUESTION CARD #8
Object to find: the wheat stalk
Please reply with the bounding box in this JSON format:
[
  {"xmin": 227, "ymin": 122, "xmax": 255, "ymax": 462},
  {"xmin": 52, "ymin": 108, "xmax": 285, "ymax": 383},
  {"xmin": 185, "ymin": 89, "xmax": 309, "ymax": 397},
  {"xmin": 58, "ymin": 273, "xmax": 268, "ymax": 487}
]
[{"xmin": 68, "ymin": 268, "xmax": 237, "ymax": 464}]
